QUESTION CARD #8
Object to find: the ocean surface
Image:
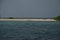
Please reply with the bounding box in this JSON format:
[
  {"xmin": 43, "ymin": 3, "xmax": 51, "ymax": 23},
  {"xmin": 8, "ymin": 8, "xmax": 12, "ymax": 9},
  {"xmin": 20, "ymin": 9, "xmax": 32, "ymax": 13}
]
[{"xmin": 0, "ymin": 21, "xmax": 60, "ymax": 40}]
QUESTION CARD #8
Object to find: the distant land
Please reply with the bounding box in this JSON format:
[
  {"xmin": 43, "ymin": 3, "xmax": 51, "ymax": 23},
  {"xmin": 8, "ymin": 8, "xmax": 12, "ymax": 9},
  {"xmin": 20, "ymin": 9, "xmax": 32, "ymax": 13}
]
[
  {"xmin": 0, "ymin": 17, "xmax": 54, "ymax": 19},
  {"xmin": 0, "ymin": 15, "xmax": 60, "ymax": 21}
]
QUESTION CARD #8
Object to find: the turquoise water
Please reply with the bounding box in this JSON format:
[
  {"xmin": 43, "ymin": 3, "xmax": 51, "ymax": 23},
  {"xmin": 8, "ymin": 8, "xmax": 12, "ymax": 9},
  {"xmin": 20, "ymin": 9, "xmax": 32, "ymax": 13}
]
[{"xmin": 0, "ymin": 21, "xmax": 60, "ymax": 40}]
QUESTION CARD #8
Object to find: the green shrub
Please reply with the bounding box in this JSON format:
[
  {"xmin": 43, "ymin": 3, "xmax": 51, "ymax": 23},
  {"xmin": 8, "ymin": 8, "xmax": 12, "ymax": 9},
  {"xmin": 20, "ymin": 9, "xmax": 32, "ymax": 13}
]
[
  {"xmin": 8, "ymin": 17, "xmax": 15, "ymax": 19},
  {"xmin": 54, "ymin": 16, "xmax": 60, "ymax": 21}
]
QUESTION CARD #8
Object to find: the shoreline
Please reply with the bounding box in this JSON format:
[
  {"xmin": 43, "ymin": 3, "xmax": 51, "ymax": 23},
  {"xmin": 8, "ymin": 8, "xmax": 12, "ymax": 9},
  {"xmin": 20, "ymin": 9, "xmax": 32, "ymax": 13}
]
[{"xmin": 0, "ymin": 19, "xmax": 56, "ymax": 21}]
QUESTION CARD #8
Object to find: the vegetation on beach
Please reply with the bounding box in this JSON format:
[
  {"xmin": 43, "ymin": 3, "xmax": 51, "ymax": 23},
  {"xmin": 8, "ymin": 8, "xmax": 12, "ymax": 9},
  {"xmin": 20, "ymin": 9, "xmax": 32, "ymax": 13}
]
[
  {"xmin": 54, "ymin": 16, "xmax": 60, "ymax": 21},
  {"xmin": 8, "ymin": 17, "xmax": 15, "ymax": 19}
]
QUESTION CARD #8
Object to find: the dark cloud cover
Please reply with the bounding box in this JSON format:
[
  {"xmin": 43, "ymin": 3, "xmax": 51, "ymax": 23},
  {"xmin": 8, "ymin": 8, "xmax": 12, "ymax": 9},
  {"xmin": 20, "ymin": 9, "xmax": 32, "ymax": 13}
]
[{"xmin": 0, "ymin": 0, "xmax": 60, "ymax": 18}]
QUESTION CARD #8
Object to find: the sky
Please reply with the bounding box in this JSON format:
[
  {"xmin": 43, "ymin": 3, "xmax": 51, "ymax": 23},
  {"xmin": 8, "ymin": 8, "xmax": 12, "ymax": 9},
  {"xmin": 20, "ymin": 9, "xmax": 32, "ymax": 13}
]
[{"xmin": 0, "ymin": 0, "xmax": 60, "ymax": 18}]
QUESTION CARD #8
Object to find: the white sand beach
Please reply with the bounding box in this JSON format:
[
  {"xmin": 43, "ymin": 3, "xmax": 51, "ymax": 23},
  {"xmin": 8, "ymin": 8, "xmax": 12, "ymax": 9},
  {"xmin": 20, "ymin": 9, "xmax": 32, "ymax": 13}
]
[{"xmin": 0, "ymin": 19, "xmax": 56, "ymax": 21}]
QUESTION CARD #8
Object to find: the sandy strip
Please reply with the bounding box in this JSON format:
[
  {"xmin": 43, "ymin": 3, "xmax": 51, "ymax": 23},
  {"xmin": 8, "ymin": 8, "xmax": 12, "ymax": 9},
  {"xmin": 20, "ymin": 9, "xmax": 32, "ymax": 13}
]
[{"xmin": 0, "ymin": 19, "xmax": 56, "ymax": 21}]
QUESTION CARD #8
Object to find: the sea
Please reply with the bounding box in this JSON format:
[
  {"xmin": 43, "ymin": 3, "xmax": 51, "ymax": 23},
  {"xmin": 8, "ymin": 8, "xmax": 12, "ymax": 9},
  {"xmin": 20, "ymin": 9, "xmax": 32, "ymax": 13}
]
[{"xmin": 0, "ymin": 21, "xmax": 60, "ymax": 40}]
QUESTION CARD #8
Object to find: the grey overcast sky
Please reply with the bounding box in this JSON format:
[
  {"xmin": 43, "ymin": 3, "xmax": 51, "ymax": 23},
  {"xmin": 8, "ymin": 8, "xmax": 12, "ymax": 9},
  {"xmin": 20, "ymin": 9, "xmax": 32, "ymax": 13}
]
[{"xmin": 0, "ymin": 0, "xmax": 60, "ymax": 18}]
